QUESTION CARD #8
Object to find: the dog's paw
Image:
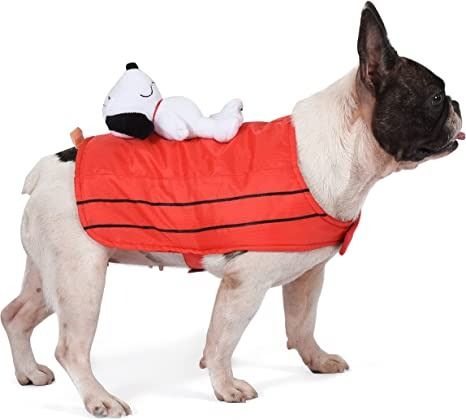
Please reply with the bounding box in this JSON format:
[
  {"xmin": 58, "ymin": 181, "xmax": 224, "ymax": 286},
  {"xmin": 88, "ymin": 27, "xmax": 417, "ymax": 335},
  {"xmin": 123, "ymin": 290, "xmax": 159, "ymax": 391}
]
[
  {"xmin": 213, "ymin": 378, "xmax": 258, "ymax": 403},
  {"xmin": 16, "ymin": 364, "xmax": 55, "ymax": 386},
  {"xmin": 307, "ymin": 353, "xmax": 349, "ymax": 374},
  {"xmin": 84, "ymin": 394, "xmax": 132, "ymax": 418}
]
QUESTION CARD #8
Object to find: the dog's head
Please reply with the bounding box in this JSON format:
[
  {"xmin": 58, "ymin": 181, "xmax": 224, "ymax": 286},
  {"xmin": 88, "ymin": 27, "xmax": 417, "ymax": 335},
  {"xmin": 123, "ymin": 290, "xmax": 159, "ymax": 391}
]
[
  {"xmin": 357, "ymin": 2, "xmax": 463, "ymax": 163},
  {"xmin": 102, "ymin": 62, "xmax": 161, "ymax": 139}
]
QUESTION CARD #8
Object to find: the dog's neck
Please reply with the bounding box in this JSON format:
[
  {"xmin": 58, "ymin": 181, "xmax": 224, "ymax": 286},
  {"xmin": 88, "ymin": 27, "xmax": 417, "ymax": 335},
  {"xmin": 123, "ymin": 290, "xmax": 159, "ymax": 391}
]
[{"xmin": 293, "ymin": 69, "xmax": 401, "ymax": 221}]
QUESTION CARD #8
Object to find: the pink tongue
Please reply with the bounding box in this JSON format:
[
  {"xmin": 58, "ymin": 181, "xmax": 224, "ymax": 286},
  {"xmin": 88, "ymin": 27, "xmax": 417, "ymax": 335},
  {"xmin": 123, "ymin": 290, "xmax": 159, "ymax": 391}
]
[{"xmin": 456, "ymin": 132, "xmax": 466, "ymax": 140}]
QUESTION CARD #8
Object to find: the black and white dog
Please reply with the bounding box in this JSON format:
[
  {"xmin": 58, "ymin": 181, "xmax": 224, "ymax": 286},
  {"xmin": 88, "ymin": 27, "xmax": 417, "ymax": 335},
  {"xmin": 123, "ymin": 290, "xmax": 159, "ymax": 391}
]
[{"xmin": 1, "ymin": 2, "xmax": 463, "ymax": 417}]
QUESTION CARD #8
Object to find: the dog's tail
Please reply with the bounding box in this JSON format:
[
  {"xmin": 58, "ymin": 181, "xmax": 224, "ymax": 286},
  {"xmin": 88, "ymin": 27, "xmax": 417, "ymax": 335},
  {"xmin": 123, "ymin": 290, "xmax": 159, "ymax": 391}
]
[{"xmin": 22, "ymin": 157, "xmax": 49, "ymax": 195}]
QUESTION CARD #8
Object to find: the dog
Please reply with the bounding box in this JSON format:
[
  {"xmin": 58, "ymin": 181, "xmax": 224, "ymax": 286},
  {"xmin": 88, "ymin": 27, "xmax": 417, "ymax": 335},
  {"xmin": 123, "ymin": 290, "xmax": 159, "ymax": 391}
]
[
  {"xmin": 1, "ymin": 2, "xmax": 463, "ymax": 417},
  {"xmin": 103, "ymin": 62, "xmax": 244, "ymax": 141}
]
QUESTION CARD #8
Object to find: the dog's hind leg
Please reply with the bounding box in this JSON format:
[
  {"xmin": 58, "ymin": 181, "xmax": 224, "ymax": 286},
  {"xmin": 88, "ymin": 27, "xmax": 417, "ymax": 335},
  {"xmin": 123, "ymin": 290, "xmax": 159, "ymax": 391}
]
[
  {"xmin": 1, "ymin": 256, "xmax": 55, "ymax": 386},
  {"xmin": 200, "ymin": 274, "xmax": 265, "ymax": 402},
  {"xmin": 51, "ymin": 250, "xmax": 131, "ymax": 418},
  {"xmin": 282, "ymin": 263, "xmax": 349, "ymax": 373}
]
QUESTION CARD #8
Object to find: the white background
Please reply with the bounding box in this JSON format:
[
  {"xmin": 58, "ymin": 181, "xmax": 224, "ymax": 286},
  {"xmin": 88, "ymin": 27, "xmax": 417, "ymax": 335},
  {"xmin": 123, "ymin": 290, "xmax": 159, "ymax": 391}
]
[{"xmin": 1, "ymin": 0, "xmax": 465, "ymax": 419}]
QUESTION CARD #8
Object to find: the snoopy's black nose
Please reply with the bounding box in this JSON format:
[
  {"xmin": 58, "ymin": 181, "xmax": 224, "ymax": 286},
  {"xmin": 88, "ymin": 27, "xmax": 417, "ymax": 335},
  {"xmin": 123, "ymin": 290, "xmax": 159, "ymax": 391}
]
[{"xmin": 126, "ymin": 62, "xmax": 139, "ymax": 70}]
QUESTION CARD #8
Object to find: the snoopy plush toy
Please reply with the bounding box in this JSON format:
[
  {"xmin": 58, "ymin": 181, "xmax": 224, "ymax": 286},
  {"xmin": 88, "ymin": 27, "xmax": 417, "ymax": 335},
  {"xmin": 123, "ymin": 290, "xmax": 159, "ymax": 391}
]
[{"xmin": 102, "ymin": 62, "xmax": 244, "ymax": 141}]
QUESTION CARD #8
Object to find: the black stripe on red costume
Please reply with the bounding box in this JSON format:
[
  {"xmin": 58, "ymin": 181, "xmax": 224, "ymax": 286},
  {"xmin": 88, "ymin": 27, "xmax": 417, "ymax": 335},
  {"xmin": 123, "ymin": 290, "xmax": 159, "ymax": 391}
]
[
  {"xmin": 84, "ymin": 212, "xmax": 327, "ymax": 234},
  {"xmin": 77, "ymin": 188, "xmax": 311, "ymax": 207}
]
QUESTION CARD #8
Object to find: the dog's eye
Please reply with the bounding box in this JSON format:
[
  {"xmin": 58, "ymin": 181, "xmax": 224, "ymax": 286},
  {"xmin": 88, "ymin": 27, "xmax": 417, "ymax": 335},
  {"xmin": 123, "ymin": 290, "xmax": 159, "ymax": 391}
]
[
  {"xmin": 107, "ymin": 96, "xmax": 111, "ymax": 100},
  {"xmin": 432, "ymin": 93, "xmax": 444, "ymax": 106}
]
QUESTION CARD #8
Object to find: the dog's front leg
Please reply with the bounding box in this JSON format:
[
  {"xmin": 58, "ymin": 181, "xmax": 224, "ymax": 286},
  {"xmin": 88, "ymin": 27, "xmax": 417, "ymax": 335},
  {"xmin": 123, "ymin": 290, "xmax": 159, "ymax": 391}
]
[
  {"xmin": 283, "ymin": 262, "xmax": 349, "ymax": 373},
  {"xmin": 200, "ymin": 275, "xmax": 266, "ymax": 402}
]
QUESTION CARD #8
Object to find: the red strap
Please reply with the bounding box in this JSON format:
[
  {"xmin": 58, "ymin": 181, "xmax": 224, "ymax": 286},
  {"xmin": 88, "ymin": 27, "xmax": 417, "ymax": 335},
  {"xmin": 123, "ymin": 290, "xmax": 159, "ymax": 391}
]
[
  {"xmin": 339, "ymin": 215, "xmax": 360, "ymax": 255},
  {"xmin": 152, "ymin": 99, "xmax": 163, "ymax": 123},
  {"xmin": 183, "ymin": 253, "xmax": 204, "ymax": 270}
]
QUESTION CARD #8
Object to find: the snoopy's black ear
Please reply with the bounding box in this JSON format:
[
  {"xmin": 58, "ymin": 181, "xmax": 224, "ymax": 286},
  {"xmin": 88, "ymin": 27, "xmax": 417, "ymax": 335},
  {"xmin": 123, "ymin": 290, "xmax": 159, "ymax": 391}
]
[
  {"xmin": 105, "ymin": 113, "xmax": 154, "ymax": 139},
  {"xmin": 126, "ymin": 62, "xmax": 139, "ymax": 70}
]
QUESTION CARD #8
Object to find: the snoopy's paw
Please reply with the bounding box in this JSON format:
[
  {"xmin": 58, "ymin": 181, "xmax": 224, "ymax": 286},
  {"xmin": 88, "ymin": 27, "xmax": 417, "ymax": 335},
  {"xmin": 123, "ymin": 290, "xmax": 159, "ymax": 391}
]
[
  {"xmin": 169, "ymin": 127, "xmax": 190, "ymax": 141},
  {"xmin": 223, "ymin": 98, "xmax": 243, "ymax": 114},
  {"xmin": 211, "ymin": 99, "xmax": 244, "ymax": 121},
  {"xmin": 214, "ymin": 117, "xmax": 242, "ymax": 142}
]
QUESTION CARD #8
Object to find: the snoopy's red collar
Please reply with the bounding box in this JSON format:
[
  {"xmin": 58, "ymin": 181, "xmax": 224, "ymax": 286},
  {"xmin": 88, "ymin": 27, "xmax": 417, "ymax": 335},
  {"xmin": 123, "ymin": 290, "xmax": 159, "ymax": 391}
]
[
  {"xmin": 75, "ymin": 116, "xmax": 359, "ymax": 269},
  {"xmin": 151, "ymin": 99, "xmax": 163, "ymax": 123}
]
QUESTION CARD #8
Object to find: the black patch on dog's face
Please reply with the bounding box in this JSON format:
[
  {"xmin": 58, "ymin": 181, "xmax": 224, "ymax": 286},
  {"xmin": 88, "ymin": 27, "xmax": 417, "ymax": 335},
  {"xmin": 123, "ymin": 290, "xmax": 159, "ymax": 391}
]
[
  {"xmin": 358, "ymin": 2, "xmax": 461, "ymax": 162},
  {"xmin": 105, "ymin": 113, "xmax": 154, "ymax": 139},
  {"xmin": 57, "ymin": 147, "xmax": 77, "ymax": 162},
  {"xmin": 372, "ymin": 59, "xmax": 458, "ymax": 161}
]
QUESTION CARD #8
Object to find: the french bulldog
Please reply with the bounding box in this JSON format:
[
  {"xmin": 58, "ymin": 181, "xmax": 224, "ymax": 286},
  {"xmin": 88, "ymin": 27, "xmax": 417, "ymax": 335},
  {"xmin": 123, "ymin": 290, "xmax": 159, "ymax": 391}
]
[{"xmin": 1, "ymin": 2, "xmax": 463, "ymax": 417}]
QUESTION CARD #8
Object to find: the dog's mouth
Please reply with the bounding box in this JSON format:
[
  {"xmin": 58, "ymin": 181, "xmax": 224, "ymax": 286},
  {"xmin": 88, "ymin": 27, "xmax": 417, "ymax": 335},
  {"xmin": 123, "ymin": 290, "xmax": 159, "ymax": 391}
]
[
  {"xmin": 446, "ymin": 130, "xmax": 466, "ymax": 152},
  {"xmin": 419, "ymin": 130, "xmax": 465, "ymax": 158},
  {"xmin": 438, "ymin": 140, "xmax": 459, "ymax": 155},
  {"xmin": 140, "ymin": 84, "xmax": 154, "ymax": 98}
]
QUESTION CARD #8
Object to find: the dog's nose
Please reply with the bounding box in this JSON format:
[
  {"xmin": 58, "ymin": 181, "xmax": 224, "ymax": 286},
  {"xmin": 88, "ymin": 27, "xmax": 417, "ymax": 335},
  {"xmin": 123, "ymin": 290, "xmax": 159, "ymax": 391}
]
[
  {"xmin": 452, "ymin": 100, "xmax": 461, "ymax": 118},
  {"xmin": 126, "ymin": 62, "xmax": 139, "ymax": 70}
]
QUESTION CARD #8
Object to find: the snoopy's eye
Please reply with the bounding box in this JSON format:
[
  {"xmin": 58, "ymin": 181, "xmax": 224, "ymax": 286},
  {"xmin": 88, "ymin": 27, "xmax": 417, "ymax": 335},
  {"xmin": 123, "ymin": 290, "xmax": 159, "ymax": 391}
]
[{"xmin": 107, "ymin": 96, "xmax": 111, "ymax": 100}]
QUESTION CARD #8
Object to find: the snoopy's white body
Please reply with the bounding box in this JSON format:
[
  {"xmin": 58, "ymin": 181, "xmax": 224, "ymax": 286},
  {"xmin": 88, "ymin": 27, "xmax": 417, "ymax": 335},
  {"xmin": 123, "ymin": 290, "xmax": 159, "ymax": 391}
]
[
  {"xmin": 103, "ymin": 64, "xmax": 243, "ymax": 142},
  {"xmin": 155, "ymin": 96, "xmax": 243, "ymax": 142}
]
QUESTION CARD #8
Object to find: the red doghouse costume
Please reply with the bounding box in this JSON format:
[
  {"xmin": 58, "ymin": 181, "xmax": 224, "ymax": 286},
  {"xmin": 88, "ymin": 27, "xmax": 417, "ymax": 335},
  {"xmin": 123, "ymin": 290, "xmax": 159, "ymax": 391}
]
[{"xmin": 75, "ymin": 116, "xmax": 359, "ymax": 269}]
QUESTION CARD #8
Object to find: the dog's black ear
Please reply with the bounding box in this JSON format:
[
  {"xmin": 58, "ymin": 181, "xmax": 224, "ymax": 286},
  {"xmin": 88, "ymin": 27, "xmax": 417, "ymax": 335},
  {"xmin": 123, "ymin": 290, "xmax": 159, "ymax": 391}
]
[
  {"xmin": 105, "ymin": 113, "xmax": 154, "ymax": 139},
  {"xmin": 357, "ymin": 2, "xmax": 398, "ymax": 93}
]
